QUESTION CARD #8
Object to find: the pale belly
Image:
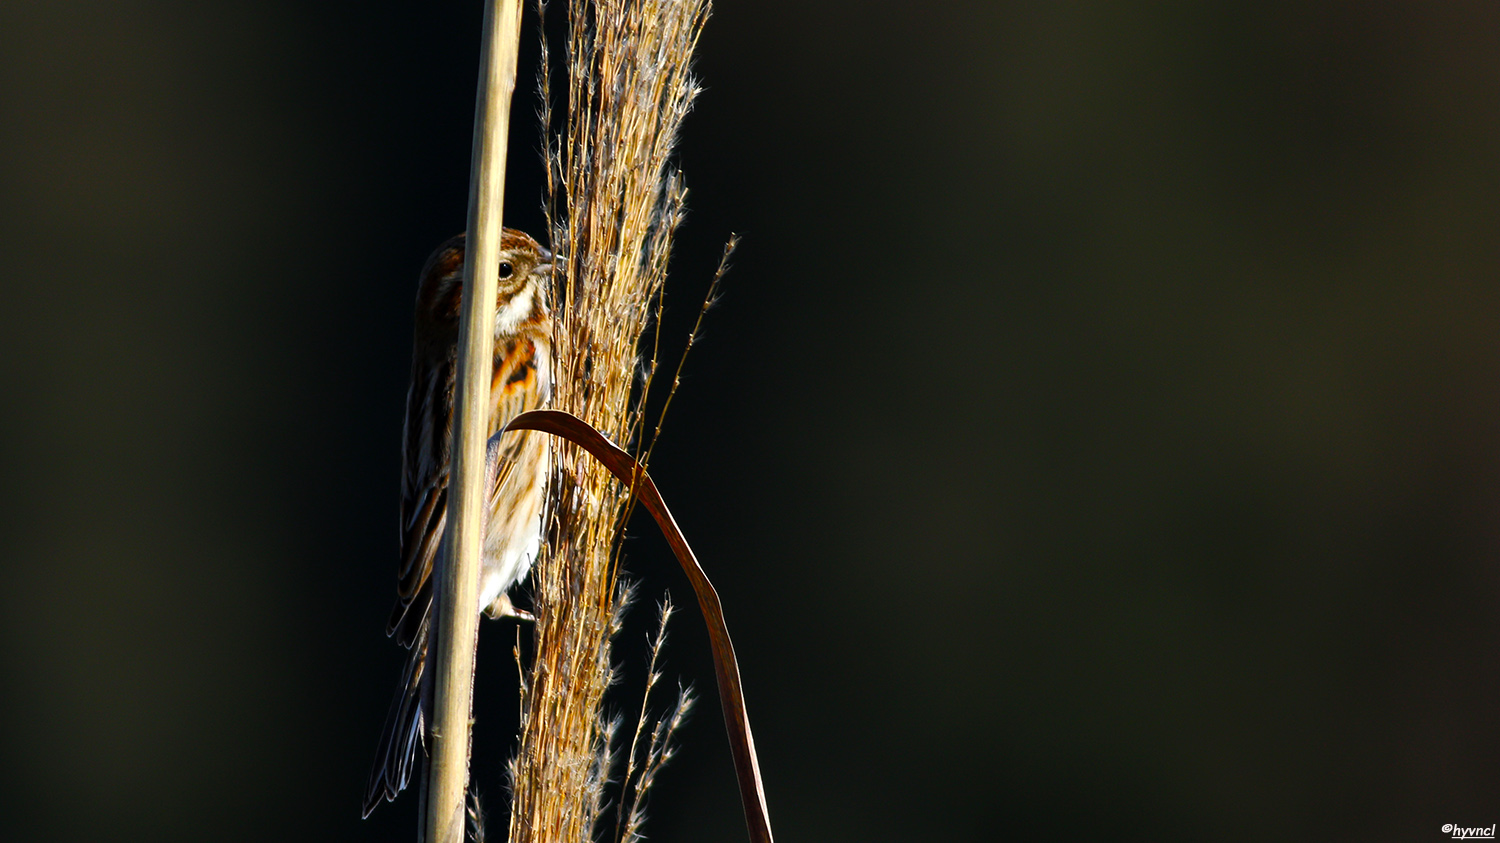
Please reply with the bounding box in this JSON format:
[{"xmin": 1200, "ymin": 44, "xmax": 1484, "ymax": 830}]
[{"xmin": 477, "ymin": 430, "xmax": 548, "ymax": 614}]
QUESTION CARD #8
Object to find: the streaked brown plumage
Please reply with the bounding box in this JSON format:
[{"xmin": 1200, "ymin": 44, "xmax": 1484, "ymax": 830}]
[{"xmin": 364, "ymin": 229, "xmax": 553, "ymax": 817}]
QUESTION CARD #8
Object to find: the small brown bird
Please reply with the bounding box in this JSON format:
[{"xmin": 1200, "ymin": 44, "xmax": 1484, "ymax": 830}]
[{"xmin": 364, "ymin": 229, "xmax": 553, "ymax": 817}]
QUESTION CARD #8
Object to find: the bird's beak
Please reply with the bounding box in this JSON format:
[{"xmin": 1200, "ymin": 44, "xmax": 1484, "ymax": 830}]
[{"xmin": 537, "ymin": 246, "xmax": 562, "ymax": 277}]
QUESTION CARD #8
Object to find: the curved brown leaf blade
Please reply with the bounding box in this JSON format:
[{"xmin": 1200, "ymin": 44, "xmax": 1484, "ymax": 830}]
[{"xmin": 504, "ymin": 409, "xmax": 774, "ymax": 843}]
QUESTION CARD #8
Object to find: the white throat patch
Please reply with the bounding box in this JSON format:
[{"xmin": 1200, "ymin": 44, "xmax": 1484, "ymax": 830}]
[{"xmin": 494, "ymin": 285, "xmax": 534, "ymax": 337}]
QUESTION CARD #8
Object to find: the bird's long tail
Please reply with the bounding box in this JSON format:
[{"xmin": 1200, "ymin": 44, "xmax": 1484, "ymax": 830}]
[{"xmin": 363, "ymin": 615, "xmax": 429, "ymax": 817}]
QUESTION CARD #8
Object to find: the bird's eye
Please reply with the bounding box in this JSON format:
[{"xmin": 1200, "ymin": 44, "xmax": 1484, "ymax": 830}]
[{"xmin": 498, "ymin": 261, "xmax": 514, "ymax": 280}]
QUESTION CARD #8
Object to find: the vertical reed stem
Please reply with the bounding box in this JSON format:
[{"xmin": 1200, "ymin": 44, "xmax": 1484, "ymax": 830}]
[{"xmin": 425, "ymin": 1, "xmax": 523, "ymax": 841}]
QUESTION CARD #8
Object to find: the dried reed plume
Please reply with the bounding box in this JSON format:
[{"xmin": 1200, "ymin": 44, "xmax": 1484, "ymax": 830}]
[
  {"xmin": 505, "ymin": 0, "xmax": 711, "ymax": 840},
  {"xmin": 614, "ymin": 597, "xmax": 695, "ymax": 843}
]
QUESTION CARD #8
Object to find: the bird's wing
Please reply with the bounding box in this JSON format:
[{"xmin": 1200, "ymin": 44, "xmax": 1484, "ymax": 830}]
[
  {"xmin": 388, "ymin": 348, "xmax": 454, "ymax": 646},
  {"xmin": 387, "ymin": 332, "xmax": 547, "ymax": 644}
]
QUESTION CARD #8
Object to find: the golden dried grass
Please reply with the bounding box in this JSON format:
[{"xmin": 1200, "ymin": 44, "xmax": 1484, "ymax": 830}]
[{"xmin": 505, "ymin": 0, "xmax": 711, "ymax": 840}]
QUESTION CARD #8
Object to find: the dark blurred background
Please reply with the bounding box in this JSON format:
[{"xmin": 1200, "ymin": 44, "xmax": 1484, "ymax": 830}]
[{"xmin": 3, "ymin": 1, "xmax": 1499, "ymax": 840}]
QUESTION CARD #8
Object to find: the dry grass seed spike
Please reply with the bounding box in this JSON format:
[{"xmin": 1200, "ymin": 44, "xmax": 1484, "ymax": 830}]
[{"xmin": 507, "ymin": 0, "xmax": 712, "ymax": 841}]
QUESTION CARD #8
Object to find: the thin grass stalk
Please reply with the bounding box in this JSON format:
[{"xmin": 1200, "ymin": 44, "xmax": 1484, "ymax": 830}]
[
  {"xmin": 508, "ymin": 0, "xmax": 710, "ymax": 840},
  {"xmin": 613, "ymin": 597, "xmax": 694, "ymax": 843},
  {"xmin": 426, "ymin": 1, "xmax": 524, "ymax": 841},
  {"xmin": 614, "ymin": 597, "xmax": 673, "ymax": 839}
]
